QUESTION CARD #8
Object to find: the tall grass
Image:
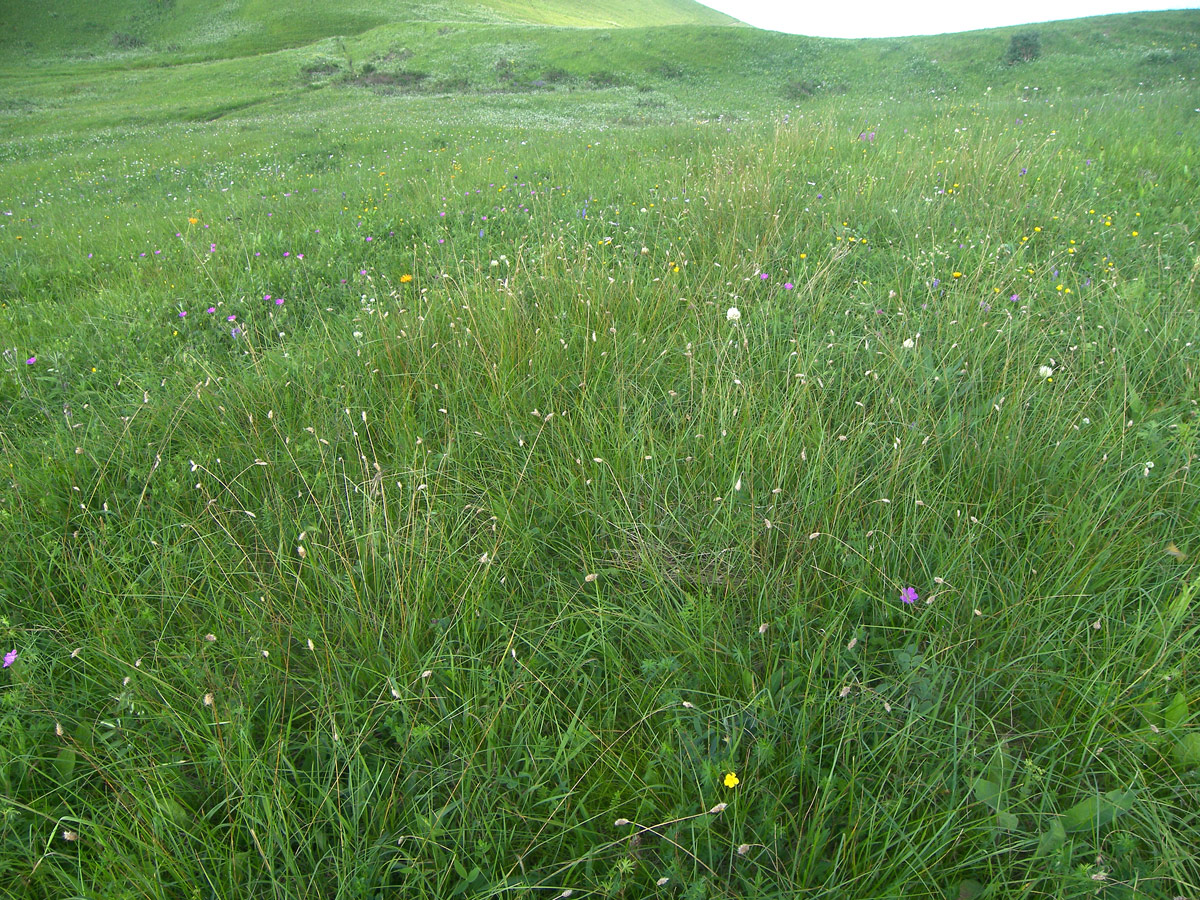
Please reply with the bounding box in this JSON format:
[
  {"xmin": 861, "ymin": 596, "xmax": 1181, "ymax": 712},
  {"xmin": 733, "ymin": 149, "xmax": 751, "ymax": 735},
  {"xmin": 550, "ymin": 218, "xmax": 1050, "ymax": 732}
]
[{"xmin": 1, "ymin": 18, "xmax": 1199, "ymax": 899}]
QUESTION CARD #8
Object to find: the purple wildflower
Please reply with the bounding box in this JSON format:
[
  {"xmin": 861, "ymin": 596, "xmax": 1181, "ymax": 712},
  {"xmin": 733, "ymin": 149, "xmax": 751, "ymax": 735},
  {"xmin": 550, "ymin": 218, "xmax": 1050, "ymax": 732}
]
[
  {"xmin": 900, "ymin": 586, "xmax": 919, "ymax": 605},
  {"xmin": 2, "ymin": 649, "xmax": 16, "ymax": 668}
]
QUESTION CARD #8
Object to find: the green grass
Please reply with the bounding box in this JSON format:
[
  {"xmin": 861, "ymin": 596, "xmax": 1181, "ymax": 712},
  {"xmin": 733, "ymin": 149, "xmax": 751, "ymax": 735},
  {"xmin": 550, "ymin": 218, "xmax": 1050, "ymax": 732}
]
[{"xmin": 2, "ymin": 4, "xmax": 1200, "ymax": 899}]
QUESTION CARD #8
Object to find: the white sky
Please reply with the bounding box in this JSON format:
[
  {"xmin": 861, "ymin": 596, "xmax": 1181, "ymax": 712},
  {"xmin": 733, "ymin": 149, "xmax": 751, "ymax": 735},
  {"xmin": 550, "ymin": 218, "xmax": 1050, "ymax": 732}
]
[{"xmin": 694, "ymin": 0, "xmax": 1195, "ymax": 38}]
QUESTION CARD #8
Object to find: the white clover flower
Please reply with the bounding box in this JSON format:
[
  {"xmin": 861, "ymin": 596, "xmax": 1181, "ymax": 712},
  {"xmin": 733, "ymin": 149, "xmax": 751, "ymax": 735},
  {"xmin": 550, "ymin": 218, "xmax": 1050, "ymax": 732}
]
[
  {"xmin": 902, "ymin": 337, "xmax": 915, "ymax": 349},
  {"xmin": 726, "ymin": 306, "xmax": 741, "ymax": 323},
  {"xmin": 1039, "ymin": 365, "xmax": 1054, "ymax": 379}
]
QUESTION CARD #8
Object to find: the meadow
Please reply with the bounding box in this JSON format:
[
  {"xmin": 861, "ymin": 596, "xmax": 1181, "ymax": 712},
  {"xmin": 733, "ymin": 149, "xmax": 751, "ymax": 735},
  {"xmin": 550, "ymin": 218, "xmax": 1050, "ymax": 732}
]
[{"xmin": 1, "ymin": 3, "xmax": 1199, "ymax": 897}]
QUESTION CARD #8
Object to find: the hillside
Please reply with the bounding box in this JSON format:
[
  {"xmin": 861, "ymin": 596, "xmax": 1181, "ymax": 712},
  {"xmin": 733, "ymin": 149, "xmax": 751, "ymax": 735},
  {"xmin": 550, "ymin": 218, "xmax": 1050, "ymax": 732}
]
[
  {"xmin": 0, "ymin": 5, "xmax": 1197, "ymax": 140},
  {"xmin": 2, "ymin": 1, "xmax": 1200, "ymax": 898},
  {"xmin": 0, "ymin": 0, "xmax": 741, "ymax": 63}
]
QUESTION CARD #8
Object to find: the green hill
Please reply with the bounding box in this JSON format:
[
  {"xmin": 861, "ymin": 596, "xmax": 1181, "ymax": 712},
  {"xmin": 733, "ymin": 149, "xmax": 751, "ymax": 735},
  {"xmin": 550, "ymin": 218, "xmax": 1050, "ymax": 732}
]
[
  {"xmin": 0, "ymin": 2, "xmax": 1196, "ymax": 139},
  {"xmin": 0, "ymin": 0, "xmax": 740, "ymax": 62},
  {"xmin": 0, "ymin": 0, "xmax": 1195, "ymax": 141},
  {"xmin": 2, "ymin": 2, "xmax": 1200, "ymax": 899}
]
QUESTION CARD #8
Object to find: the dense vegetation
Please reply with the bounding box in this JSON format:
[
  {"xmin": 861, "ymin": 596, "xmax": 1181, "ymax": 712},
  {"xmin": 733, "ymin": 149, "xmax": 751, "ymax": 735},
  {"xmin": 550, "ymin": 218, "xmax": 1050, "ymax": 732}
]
[{"xmin": 2, "ymin": 2, "xmax": 1199, "ymax": 897}]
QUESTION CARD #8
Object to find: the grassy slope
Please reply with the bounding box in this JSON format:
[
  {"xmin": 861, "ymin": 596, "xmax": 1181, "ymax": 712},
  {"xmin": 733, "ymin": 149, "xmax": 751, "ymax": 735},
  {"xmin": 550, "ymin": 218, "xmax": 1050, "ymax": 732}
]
[
  {"xmin": 1, "ymin": 5, "xmax": 1199, "ymax": 899},
  {"xmin": 0, "ymin": 10, "xmax": 1197, "ymax": 141},
  {"xmin": 0, "ymin": 0, "xmax": 739, "ymax": 62}
]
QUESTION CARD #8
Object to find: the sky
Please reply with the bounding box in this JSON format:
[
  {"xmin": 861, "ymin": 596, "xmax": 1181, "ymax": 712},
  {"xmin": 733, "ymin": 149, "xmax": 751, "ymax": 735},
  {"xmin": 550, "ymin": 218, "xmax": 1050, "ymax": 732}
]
[{"xmin": 694, "ymin": 0, "xmax": 1195, "ymax": 38}]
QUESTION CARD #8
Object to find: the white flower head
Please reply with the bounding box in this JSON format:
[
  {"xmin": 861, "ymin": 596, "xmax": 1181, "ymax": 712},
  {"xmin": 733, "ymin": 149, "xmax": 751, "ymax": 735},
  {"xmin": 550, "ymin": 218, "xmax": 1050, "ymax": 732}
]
[
  {"xmin": 1039, "ymin": 365, "xmax": 1054, "ymax": 379},
  {"xmin": 902, "ymin": 337, "xmax": 915, "ymax": 349},
  {"xmin": 726, "ymin": 306, "xmax": 741, "ymax": 323}
]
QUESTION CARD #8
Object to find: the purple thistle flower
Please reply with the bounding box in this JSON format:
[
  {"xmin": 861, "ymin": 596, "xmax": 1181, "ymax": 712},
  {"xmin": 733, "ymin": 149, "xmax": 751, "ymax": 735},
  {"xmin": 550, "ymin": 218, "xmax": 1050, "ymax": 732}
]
[{"xmin": 900, "ymin": 586, "xmax": 919, "ymax": 605}]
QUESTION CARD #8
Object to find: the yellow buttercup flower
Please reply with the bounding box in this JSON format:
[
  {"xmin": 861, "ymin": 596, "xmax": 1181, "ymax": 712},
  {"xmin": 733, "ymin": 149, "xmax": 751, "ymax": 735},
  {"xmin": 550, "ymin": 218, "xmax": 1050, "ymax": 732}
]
[{"xmin": 723, "ymin": 772, "xmax": 740, "ymax": 788}]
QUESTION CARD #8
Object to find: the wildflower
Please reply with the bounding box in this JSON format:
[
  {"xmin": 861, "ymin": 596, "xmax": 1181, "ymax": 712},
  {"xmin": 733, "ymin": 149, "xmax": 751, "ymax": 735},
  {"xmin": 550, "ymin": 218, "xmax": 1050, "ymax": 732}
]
[
  {"xmin": 723, "ymin": 771, "xmax": 740, "ymax": 788},
  {"xmin": 726, "ymin": 307, "xmax": 741, "ymax": 323},
  {"xmin": 188, "ymin": 217, "xmax": 199, "ymax": 225},
  {"xmin": 1038, "ymin": 365, "xmax": 1054, "ymax": 379},
  {"xmin": 760, "ymin": 272, "xmax": 769, "ymax": 280},
  {"xmin": 2, "ymin": 649, "xmax": 15, "ymax": 668},
  {"xmin": 900, "ymin": 586, "xmax": 919, "ymax": 604},
  {"xmin": 902, "ymin": 338, "xmax": 915, "ymax": 349},
  {"xmin": 25, "ymin": 357, "xmax": 35, "ymax": 365},
  {"xmin": 737, "ymin": 844, "xmax": 751, "ymax": 855},
  {"xmin": 400, "ymin": 273, "xmax": 413, "ymax": 283}
]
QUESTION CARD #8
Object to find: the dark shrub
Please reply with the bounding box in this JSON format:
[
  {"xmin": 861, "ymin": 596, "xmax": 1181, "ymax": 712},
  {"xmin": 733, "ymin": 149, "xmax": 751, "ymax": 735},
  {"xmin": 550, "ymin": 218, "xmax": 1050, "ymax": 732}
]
[
  {"xmin": 1005, "ymin": 32, "xmax": 1041, "ymax": 64},
  {"xmin": 587, "ymin": 70, "xmax": 621, "ymax": 87},
  {"xmin": 110, "ymin": 32, "xmax": 145, "ymax": 50},
  {"xmin": 361, "ymin": 70, "xmax": 428, "ymax": 90},
  {"xmin": 495, "ymin": 58, "xmax": 516, "ymax": 82},
  {"xmin": 784, "ymin": 79, "xmax": 821, "ymax": 100}
]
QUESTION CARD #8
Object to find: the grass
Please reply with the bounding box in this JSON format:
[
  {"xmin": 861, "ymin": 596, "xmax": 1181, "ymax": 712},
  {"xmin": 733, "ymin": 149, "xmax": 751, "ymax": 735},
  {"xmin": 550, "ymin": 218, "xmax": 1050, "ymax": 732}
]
[{"xmin": 1, "ymin": 3, "xmax": 1199, "ymax": 898}]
